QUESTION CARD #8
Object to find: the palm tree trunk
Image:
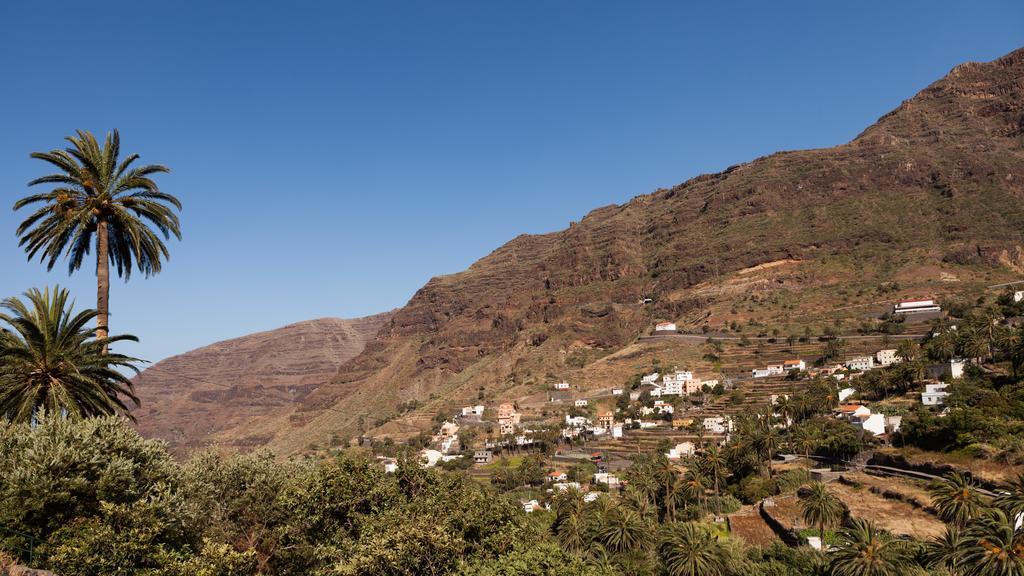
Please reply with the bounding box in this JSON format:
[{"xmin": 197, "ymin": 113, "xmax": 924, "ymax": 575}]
[
  {"xmin": 96, "ymin": 216, "xmax": 110, "ymax": 353},
  {"xmin": 713, "ymin": 474, "xmax": 719, "ymax": 517}
]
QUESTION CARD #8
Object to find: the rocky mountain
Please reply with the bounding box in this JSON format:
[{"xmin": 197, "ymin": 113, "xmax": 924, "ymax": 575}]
[
  {"xmin": 139, "ymin": 47, "xmax": 1024, "ymax": 455},
  {"xmin": 132, "ymin": 313, "xmax": 392, "ymax": 453}
]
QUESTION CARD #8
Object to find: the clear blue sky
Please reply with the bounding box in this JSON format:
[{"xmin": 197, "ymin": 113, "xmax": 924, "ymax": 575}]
[{"xmin": 2, "ymin": 1, "xmax": 1022, "ymax": 364}]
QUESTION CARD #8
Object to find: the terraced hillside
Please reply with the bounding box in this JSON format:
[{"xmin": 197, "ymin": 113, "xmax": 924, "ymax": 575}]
[{"xmin": 137, "ymin": 47, "xmax": 1024, "ymax": 455}]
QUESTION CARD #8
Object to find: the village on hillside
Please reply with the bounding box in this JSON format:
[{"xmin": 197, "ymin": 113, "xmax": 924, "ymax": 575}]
[{"xmin": 367, "ymin": 295, "xmax": 1008, "ymax": 531}]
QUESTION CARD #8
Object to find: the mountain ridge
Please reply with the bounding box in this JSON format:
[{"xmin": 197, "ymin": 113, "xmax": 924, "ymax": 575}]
[
  {"xmin": 138, "ymin": 46, "xmax": 1024, "ymax": 455},
  {"xmin": 133, "ymin": 311, "xmax": 394, "ymax": 453}
]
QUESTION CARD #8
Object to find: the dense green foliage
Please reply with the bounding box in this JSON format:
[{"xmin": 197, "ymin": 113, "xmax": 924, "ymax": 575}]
[{"xmin": 0, "ymin": 416, "xmax": 541, "ymax": 575}]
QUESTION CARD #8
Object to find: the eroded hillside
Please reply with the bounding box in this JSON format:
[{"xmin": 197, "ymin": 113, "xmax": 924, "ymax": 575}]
[{"xmin": 140, "ymin": 48, "xmax": 1024, "ymax": 455}]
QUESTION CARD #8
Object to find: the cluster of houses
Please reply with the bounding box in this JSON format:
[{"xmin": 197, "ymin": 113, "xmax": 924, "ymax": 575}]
[
  {"xmin": 639, "ymin": 370, "xmax": 720, "ymax": 397},
  {"xmin": 751, "ymin": 359, "xmax": 806, "ymax": 378},
  {"xmin": 561, "ymin": 410, "xmax": 624, "ymax": 440},
  {"xmin": 518, "ymin": 469, "xmax": 623, "ymax": 513},
  {"xmin": 840, "ymin": 348, "xmax": 901, "ymax": 373}
]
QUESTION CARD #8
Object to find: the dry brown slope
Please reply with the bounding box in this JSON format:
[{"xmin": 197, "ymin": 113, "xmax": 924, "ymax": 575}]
[
  {"xmin": 133, "ymin": 312, "xmax": 392, "ymax": 453},
  {"xmin": 194, "ymin": 48, "xmax": 1024, "ymax": 455}
]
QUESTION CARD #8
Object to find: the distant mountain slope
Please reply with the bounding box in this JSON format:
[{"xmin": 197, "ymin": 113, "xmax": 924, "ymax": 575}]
[
  {"xmin": 133, "ymin": 313, "xmax": 392, "ymax": 453},
  {"xmin": 144, "ymin": 47, "xmax": 1024, "ymax": 455}
]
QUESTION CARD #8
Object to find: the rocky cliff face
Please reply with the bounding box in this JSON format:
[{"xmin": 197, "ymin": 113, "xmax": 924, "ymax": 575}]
[
  {"xmin": 133, "ymin": 313, "xmax": 392, "ymax": 453},
  {"xmin": 139, "ymin": 48, "xmax": 1024, "ymax": 455}
]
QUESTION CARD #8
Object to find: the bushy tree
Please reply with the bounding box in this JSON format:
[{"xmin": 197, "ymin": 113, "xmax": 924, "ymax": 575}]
[{"xmin": 0, "ymin": 415, "xmax": 188, "ymax": 565}]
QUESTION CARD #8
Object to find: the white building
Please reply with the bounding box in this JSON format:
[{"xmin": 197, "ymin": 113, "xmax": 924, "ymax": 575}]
[
  {"xmin": 611, "ymin": 388, "xmax": 624, "ymax": 396},
  {"xmin": 922, "ymin": 383, "xmax": 950, "ymax": 406},
  {"xmin": 1015, "ymin": 291, "xmax": 1024, "ymax": 303},
  {"xmin": 928, "ymin": 359, "xmax": 966, "ymax": 381},
  {"xmin": 893, "ymin": 299, "xmax": 942, "ymax": 315},
  {"xmin": 553, "ymin": 382, "xmax": 570, "ymax": 390},
  {"xmin": 837, "ymin": 404, "xmax": 871, "ymax": 420},
  {"xmin": 574, "ymin": 399, "xmax": 589, "ymax": 407},
  {"xmin": 552, "ymin": 481, "xmax": 582, "ymax": 492},
  {"xmin": 653, "ymin": 400, "xmax": 674, "ymax": 415},
  {"xmin": 661, "ymin": 370, "xmax": 695, "ymax": 396},
  {"xmin": 611, "ymin": 424, "xmax": 623, "ymax": 439},
  {"xmin": 548, "ymin": 471, "xmax": 568, "ymax": 482},
  {"xmin": 641, "ymin": 372, "xmax": 660, "ymax": 385},
  {"xmin": 846, "ymin": 356, "xmax": 875, "ymax": 371},
  {"xmin": 783, "ymin": 359, "xmax": 806, "ymax": 372},
  {"xmin": 855, "ymin": 413, "xmax": 887, "ymax": 436},
  {"xmin": 838, "ymin": 387, "xmax": 857, "ymax": 402},
  {"xmin": 593, "ymin": 473, "xmax": 621, "ymax": 488},
  {"xmin": 665, "ymin": 441, "xmax": 696, "ymax": 460},
  {"xmin": 876, "ymin": 349, "xmax": 899, "ymax": 367},
  {"xmin": 521, "ymin": 499, "xmax": 541, "ymax": 513},
  {"xmin": 751, "ymin": 368, "xmax": 772, "ymax": 379},
  {"xmin": 655, "ymin": 322, "xmax": 678, "ymax": 333},
  {"xmin": 565, "ymin": 414, "xmax": 590, "ymax": 427},
  {"xmin": 461, "ymin": 405, "xmax": 485, "ymax": 417},
  {"xmin": 703, "ymin": 416, "xmax": 733, "ymax": 434}
]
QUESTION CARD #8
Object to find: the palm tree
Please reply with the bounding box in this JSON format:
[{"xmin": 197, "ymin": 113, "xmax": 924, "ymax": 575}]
[
  {"xmin": 620, "ymin": 487, "xmax": 658, "ymax": 524},
  {"xmin": 994, "ymin": 473, "xmax": 1024, "ymax": 521},
  {"xmin": 753, "ymin": 416, "xmax": 782, "ymax": 477},
  {"xmin": 657, "ymin": 522, "xmax": 727, "ymax": 576},
  {"xmin": 699, "ymin": 446, "xmax": 728, "ymax": 518},
  {"xmin": 799, "ymin": 482, "xmax": 844, "ymax": 544},
  {"xmin": 555, "ymin": 510, "xmax": 589, "ymax": 555},
  {"xmin": 960, "ymin": 509, "xmax": 1024, "ymax": 576},
  {"xmin": 929, "ymin": 472, "xmax": 987, "ymax": 526},
  {"xmin": 13, "ymin": 130, "xmax": 182, "ymax": 349},
  {"xmin": 895, "ymin": 340, "xmax": 921, "ymax": 363},
  {"xmin": 656, "ymin": 456, "xmax": 681, "ymax": 520},
  {"xmin": 927, "ymin": 331, "xmax": 958, "ymax": 362},
  {"xmin": 922, "ymin": 525, "xmax": 967, "ymax": 575},
  {"xmin": 0, "ymin": 287, "xmax": 141, "ymax": 422},
  {"xmin": 552, "ymin": 489, "xmax": 589, "ymax": 555},
  {"xmin": 790, "ymin": 424, "xmax": 818, "ymax": 463},
  {"xmin": 829, "ymin": 518, "xmax": 910, "ymax": 576},
  {"xmin": 595, "ymin": 506, "xmax": 648, "ymax": 554},
  {"xmin": 774, "ymin": 394, "xmax": 795, "ymax": 429},
  {"xmin": 680, "ymin": 468, "xmax": 709, "ymax": 510}
]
